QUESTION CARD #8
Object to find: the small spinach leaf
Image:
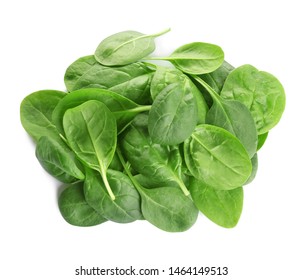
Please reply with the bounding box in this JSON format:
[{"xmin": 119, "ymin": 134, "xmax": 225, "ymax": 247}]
[
  {"xmin": 94, "ymin": 29, "xmax": 170, "ymax": 66},
  {"xmin": 20, "ymin": 90, "xmax": 66, "ymax": 141},
  {"xmin": 220, "ymin": 64, "xmax": 286, "ymax": 134},
  {"xmin": 36, "ymin": 136, "xmax": 84, "ymax": 183},
  {"xmin": 244, "ymin": 153, "xmax": 258, "ymax": 185},
  {"xmin": 184, "ymin": 124, "xmax": 252, "ymax": 190},
  {"xmin": 58, "ymin": 182, "xmax": 107, "ymax": 227},
  {"xmin": 190, "ymin": 177, "xmax": 243, "ymax": 228},
  {"xmin": 63, "ymin": 100, "xmax": 117, "ymax": 200},
  {"xmin": 152, "ymin": 42, "xmax": 224, "ymax": 74}
]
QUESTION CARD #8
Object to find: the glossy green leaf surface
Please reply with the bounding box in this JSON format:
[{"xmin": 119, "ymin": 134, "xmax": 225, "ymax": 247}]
[
  {"xmin": 64, "ymin": 56, "xmax": 153, "ymax": 104},
  {"xmin": 58, "ymin": 182, "xmax": 107, "ymax": 227},
  {"xmin": 193, "ymin": 76, "xmax": 257, "ymax": 158},
  {"xmin": 84, "ymin": 169, "xmax": 143, "ymax": 223},
  {"xmin": 151, "ymin": 66, "xmax": 208, "ymax": 124},
  {"xmin": 94, "ymin": 29, "xmax": 170, "ymax": 66},
  {"xmin": 190, "ymin": 177, "xmax": 243, "ymax": 228},
  {"xmin": 162, "ymin": 42, "xmax": 224, "ymax": 74},
  {"xmin": 220, "ymin": 64, "xmax": 286, "ymax": 134},
  {"xmin": 138, "ymin": 186, "xmax": 198, "ymax": 232},
  {"xmin": 63, "ymin": 100, "xmax": 117, "ymax": 199},
  {"xmin": 20, "ymin": 90, "xmax": 66, "ymax": 141},
  {"xmin": 184, "ymin": 124, "xmax": 252, "ymax": 190},
  {"xmin": 36, "ymin": 136, "xmax": 84, "ymax": 183},
  {"xmin": 121, "ymin": 114, "xmax": 189, "ymax": 195},
  {"xmin": 148, "ymin": 83, "xmax": 198, "ymax": 145},
  {"xmin": 52, "ymin": 88, "xmax": 149, "ymax": 135}
]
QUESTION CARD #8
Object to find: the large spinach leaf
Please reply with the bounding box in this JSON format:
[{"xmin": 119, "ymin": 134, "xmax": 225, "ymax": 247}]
[
  {"xmin": 190, "ymin": 177, "xmax": 243, "ymax": 228},
  {"xmin": 63, "ymin": 100, "xmax": 117, "ymax": 200},
  {"xmin": 184, "ymin": 124, "xmax": 252, "ymax": 190},
  {"xmin": 36, "ymin": 136, "xmax": 84, "ymax": 183},
  {"xmin": 94, "ymin": 29, "xmax": 170, "ymax": 66},
  {"xmin": 58, "ymin": 182, "xmax": 107, "ymax": 227},
  {"xmin": 220, "ymin": 64, "xmax": 286, "ymax": 134},
  {"xmin": 20, "ymin": 90, "xmax": 66, "ymax": 141}
]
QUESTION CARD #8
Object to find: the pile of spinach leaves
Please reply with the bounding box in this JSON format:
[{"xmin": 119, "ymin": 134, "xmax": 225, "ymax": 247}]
[{"xmin": 20, "ymin": 29, "xmax": 285, "ymax": 232}]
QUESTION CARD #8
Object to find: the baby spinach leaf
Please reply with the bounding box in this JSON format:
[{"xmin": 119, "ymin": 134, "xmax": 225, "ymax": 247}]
[
  {"xmin": 257, "ymin": 132, "xmax": 268, "ymax": 151},
  {"xmin": 138, "ymin": 186, "xmax": 198, "ymax": 232},
  {"xmin": 84, "ymin": 168, "xmax": 142, "ymax": 223},
  {"xmin": 148, "ymin": 83, "xmax": 198, "ymax": 145},
  {"xmin": 193, "ymin": 76, "xmax": 258, "ymax": 158},
  {"xmin": 117, "ymin": 148, "xmax": 198, "ymax": 232},
  {"xmin": 94, "ymin": 28, "xmax": 170, "ymax": 66},
  {"xmin": 65, "ymin": 56, "xmax": 154, "ymax": 104},
  {"xmin": 20, "ymin": 90, "xmax": 66, "ymax": 141},
  {"xmin": 184, "ymin": 124, "xmax": 252, "ymax": 190},
  {"xmin": 190, "ymin": 177, "xmax": 243, "ymax": 228},
  {"xmin": 152, "ymin": 42, "xmax": 224, "ymax": 74},
  {"xmin": 52, "ymin": 88, "xmax": 150, "ymax": 135},
  {"xmin": 36, "ymin": 136, "xmax": 85, "ymax": 183},
  {"xmin": 151, "ymin": 66, "xmax": 208, "ymax": 124},
  {"xmin": 63, "ymin": 100, "xmax": 117, "ymax": 200},
  {"xmin": 220, "ymin": 64, "xmax": 286, "ymax": 134},
  {"xmin": 121, "ymin": 114, "xmax": 189, "ymax": 196},
  {"xmin": 58, "ymin": 182, "xmax": 107, "ymax": 227}
]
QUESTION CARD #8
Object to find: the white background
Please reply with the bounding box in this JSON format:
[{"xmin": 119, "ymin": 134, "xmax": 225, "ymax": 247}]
[{"xmin": 1, "ymin": 0, "xmax": 301, "ymax": 279}]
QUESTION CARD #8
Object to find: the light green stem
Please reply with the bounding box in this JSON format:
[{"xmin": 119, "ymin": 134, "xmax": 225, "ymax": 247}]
[{"xmin": 100, "ymin": 169, "xmax": 115, "ymax": 200}]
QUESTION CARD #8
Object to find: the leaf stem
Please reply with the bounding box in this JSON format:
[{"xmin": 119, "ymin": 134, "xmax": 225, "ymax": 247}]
[
  {"xmin": 190, "ymin": 75, "xmax": 220, "ymax": 102},
  {"xmin": 100, "ymin": 169, "xmax": 116, "ymax": 200},
  {"xmin": 151, "ymin": 27, "xmax": 171, "ymax": 38},
  {"xmin": 116, "ymin": 148, "xmax": 142, "ymax": 191}
]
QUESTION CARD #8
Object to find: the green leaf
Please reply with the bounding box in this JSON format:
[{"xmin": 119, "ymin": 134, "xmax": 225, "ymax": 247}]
[
  {"xmin": 58, "ymin": 182, "xmax": 107, "ymax": 227},
  {"xmin": 220, "ymin": 64, "xmax": 286, "ymax": 134},
  {"xmin": 184, "ymin": 124, "xmax": 252, "ymax": 190},
  {"xmin": 52, "ymin": 88, "xmax": 150, "ymax": 135},
  {"xmin": 148, "ymin": 83, "xmax": 198, "ymax": 145},
  {"xmin": 20, "ymin": 90, "xmax": 66, "ymax": 141},
  {"xmin": 154, "ymin": 42, "xmax": 224, "ymax": 74},
  {"xmin": 121, "ymin": 114, "xmax": 189, "ymax": 195},
  {"xmin": 36, "ymin": 136, "xmax": 85, "ymax": 183},
  {"xmin": 151, "ymin": 66, "xmax": 208, "ymax": 124},
  {"xmin": 84, "ymin": 169, "xmax": 143, "ymax": 223},
  {"xmin": 116, "ymin": 148, "xmax": 198, "ymax": 232},
  {"xmin": 190, "ymin": 177, "xmax": 243, "ymax": 228},
  {"xmin": 138, "ymin": 186, "xmax": 198, "ymax": 232},
  {"xmin": 63, "ymin": 100, "xmax": 117, "ymax": 200},
  {"xmin": 193, "ymin": 76, "xmax": 258, "ymax": 158},
  {"xmin": 94, "ymin": 28, "xmax": 170, "ymax": 66}
]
